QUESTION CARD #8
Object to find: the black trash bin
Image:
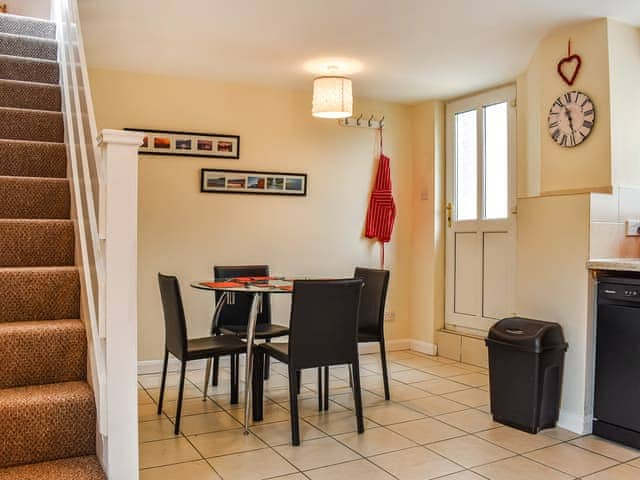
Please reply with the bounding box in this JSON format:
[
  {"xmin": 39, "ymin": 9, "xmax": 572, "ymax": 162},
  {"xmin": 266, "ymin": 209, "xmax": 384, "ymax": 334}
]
[{"xmin": 485, "ymin": 317, "xmax": 568, "ymax": 434}]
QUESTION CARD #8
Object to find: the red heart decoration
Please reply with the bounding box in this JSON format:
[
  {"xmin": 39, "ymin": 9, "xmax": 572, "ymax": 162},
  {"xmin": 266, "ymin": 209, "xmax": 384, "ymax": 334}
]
[{"xmin": 557, "ymin": 54, "xmax": 582, "ymax": 86}]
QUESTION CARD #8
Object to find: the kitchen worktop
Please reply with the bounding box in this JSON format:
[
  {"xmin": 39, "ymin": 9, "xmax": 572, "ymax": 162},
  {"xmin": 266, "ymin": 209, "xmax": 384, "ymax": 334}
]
[{"xmin": 587, "ymin": 258, "xmax": 640, "ymax": 272}]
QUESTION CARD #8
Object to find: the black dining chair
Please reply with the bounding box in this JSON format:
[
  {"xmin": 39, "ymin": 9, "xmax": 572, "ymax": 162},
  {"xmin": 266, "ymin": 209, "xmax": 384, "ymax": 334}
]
[
  {"xmin": 209, "ymin": 265, "xmax": 289, "ymax": 387},
  {"xmin": 252, "ymin": 279, "xmax": 365, "ymax": 445},
  {"xmin": 157, "ymin": 273, "xmax": 247, "ymax": 434},
  {"xmin": 320, "ymin": 267, "xmax": 391, "ymax": 408}
]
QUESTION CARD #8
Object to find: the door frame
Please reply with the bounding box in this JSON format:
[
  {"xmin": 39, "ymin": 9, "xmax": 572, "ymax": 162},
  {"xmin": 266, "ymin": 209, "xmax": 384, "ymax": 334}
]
[{"xmin": 445, "ymin": 84, "xmax": 517, "ymax": 334}]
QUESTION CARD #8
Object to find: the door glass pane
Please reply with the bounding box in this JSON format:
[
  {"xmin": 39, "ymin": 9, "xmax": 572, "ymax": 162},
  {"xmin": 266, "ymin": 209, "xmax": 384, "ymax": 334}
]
[
  {"xmin": 455, "ymin": 110, "xmax": 477, "ymax": 221},
  {"xmin": 484, "ymin": 102, "xmax": 508, "ymax": 219}
]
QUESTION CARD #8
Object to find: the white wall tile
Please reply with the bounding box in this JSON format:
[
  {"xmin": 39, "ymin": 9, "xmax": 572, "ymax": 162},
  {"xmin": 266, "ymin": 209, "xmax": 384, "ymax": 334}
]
[{"xmin": 590, "ymin": 191, "xmax": 619, "ymax": 222}]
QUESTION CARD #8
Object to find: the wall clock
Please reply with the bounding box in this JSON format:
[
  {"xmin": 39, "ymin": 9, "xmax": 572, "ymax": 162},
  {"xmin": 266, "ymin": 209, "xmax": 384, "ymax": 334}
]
[{"xmin": 548, "ymin": 91, "xmax": 595, "ymax": 147}]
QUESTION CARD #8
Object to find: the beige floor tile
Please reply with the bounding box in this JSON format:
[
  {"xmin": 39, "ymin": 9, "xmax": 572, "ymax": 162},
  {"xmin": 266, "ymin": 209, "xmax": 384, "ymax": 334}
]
[
  {"xmin": 476, "ymin": 426, "xmax": 561, "ymax": 453},
  {"xmin": 448, "ymin": 373, "xmax": 489, "ymax": 387},
  {"xmin": 402, "ymin": 396, "xmax": 467, "ymax": 416},
  {"xmin": 208, "ymin": 447, "xmax": 297, "ymax": 480},
  {"xmin": 250, "ymin": 419, "xmax": 326, "ymax": 446},
  {"xmin": 263, "ymin": 374, "xmax": 292, "ymax": 389},
  {"xmin": 331, "ymin": 390, "xmax": 386, "ymax": 409},
  {"xmin": 363, "ymin": 361, "xmax": 412, "ymax": 374},
  {"xmin": 473, "ymin": 456, "xmax": 573, "ymax": 480},
  {"xmin": 413, "ymin": 379, "xmax": 470, "ymax": 395},
  {"xmin": 391, "ymin": 369, "xmax": 438, "ymax": 384},
  {"xmin": 138, "ymin": 403, "xmax": 164, "ymax": 423},
  {"xmin": 305, "ymin": 459, "xmax": 395, "ymax": 480},
  {"xmin": 583, "ymin": 464, "xmax": 640, "ymax": 480},
  {"xmin": 387, "ymin": 351, "xmax": 418, "ymax": 361},
  {"xmin": 163, "ymin": 397, "xmax": 222, "ymax": 418},
  {"xmin": 139, "ymin": 418, "xmax": 179, "ymax": 443},
  {"xmin": 210, "ymin": 392, "xmax": 268, "ymax": 411},
  {"xmin": 232, "ymin": 403, "xmax": 291, "ymax": 424},
  {"xmin": 540, "ymin": 427, "xmax": 580, "ymax": 441},
  {"xmin": 422, "ymin": 365, "xmax": 471, "ymax": 377},
  {"xmin": 138, "ymin": 373, "xmax": 180, "ymax": 389},
  {"xmin": 370, "ymin": 446, "xmax": 464, "ymax": 480},
  {"xmin": 179, "ymin": 411, "xmax": 243, "ymax": 435},
  {"xmin": 189, "ymin": 428, "xmax": 266, "ymax": 457},
  {"xmin": 305, "ymin": 410, "xmax": 377, "ymax": 435},
  {"xmin": 139, "ymin": 437, "xmax": 201, "ymax": 469},
  {"xmin": 436, "ymin": 409, "xmax": 500, "ymax": 433},
  {"xmin": 364, "ymin": 403, "xmax": 425, "ymax": 425},
  {"xmin": 395, "ymin": 357, "xmax": 442, "ymax": 370},
  {"xmin": 442, "ymin": 388, "xmax": 489, "ymax": 407},
  {"xmin": 430, "ymin": 356, "xmax": 459, "ymax": 365},
  {"xmin": 335, "ymin": 426, "xmax": 416, "ymax": 456},
  {"xmin": 387, "ymin": 418, "xmax": 466, "ymax": 445},
  {"xmin": 629, "ymin": 457, "xmax": 640, "ymax": 468},
  {"xmin": 306, "ymin": 378, "xmax": 350, "ymax": 392},
  {"xmin": 279, "ymin": 397, "xmax": 347, "ymax": 417},
  {"xmin": 370, "ymin": 382, "xmax": 431, "ymax": 402},
  {"xmin": 147, "ymin": 384, "xmax": 205, "ymax": 402},
  {"xmin": 570, "ymin": 435, "xmax": 640, "ymax": 461},
  {"xmin": 436, "ymin": 472, "xmax": 486, "ymax": 480},
  {"xmin": 140, "ymin": 460, "xmax": 221, "ymax": 480},
  {"xmin": 139, "ymin": 389, "xmax": 154, "ymax": 404},
  {"xmin": 274, "ymin": 436, "xmax": 360, "ymax": 471},
  {"xmin": 427, "ymin": 435, "xmax": 513, "ymax": 468},
  {"xmin": 270, "ymin": 475, "xmax": 308, "ymax": 480},
  {"xmin": 525, "ymin": 443, "xmax": 618, "ymax": 477}
]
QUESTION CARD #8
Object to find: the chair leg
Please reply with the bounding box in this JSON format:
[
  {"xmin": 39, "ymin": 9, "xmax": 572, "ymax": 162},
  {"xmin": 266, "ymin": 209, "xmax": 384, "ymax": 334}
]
[
  {"xmin": 288, "ymin": 366, "xmax": 300, "ymax": 445},
  {"xmin": 211, "ymin": 355, "xmax": 220, "ymax": 386},
  {"xmin": 323, "ymin": 366, "xmax": 329, "ymax": 411},
  {"xmin": 203, "ymin": 358, "xmax": 212, "ymax": 400},
  {"xmin": 264, "ymin": 338, "xmax": 271, "ymax": 380},
  {"xmin": 230, "ymin": 354, "xmax": 239, "ymax": 405},
  {"xmin": 157, "ymin": 350, "xmax": 169, "ymax": 415},
  {"xmin": 351, "ymin": 359, "xmax": 365, "ymax": 434},
  {"xmin": 174, "ymin": 361, "xmax": 188, "ymax": 435},
  {"xmin": 252, "ymin": 351, "xmax": 265, "ymax": 421},
  {"xmin": 317, "ymin": 367, "xmax": 323, "ymax": 411},
  {"xmin": 296, "ymin": 370, "xmax": 301, "ymax": 394},
  {"xmin": 379, "ymin": 339, "xmax": 391, "ymax": 401}
]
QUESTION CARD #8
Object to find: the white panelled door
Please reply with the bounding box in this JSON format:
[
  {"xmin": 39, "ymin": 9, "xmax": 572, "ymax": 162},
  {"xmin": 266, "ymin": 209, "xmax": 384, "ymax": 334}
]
[{"xmin": 445, "ymin": 85, "xmax": 517, "ymax": 334}]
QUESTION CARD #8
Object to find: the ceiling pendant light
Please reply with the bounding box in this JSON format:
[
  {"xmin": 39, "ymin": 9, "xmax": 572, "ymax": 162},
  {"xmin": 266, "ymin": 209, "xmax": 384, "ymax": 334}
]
[{"xmin": 312, "ymin": 75, "xmax": 353, "ymax": 119}]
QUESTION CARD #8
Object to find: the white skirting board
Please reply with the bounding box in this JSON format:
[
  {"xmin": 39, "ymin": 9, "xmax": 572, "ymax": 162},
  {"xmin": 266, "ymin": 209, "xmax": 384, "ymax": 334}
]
[
  {"xmin": 138, "ymin": 339, "xmax": 438, "ymax": 375},
  {"xmin": 557, "ymin": 410, "xmax": 592, "ymax": 435}
]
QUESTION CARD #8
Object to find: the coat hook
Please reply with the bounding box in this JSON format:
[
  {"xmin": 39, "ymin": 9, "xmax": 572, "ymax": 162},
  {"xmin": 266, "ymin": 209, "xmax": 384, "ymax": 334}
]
[
  {"xmin": 368, "ymin": 115, "xmax": 375, "ymax": 127},
  {"xmin": 356, "ymin": 113, "xmax": 364, "ymax": 126},
  {"xmin": 379, "ymin": 115, "xmax": 385, "ymax": 128}
]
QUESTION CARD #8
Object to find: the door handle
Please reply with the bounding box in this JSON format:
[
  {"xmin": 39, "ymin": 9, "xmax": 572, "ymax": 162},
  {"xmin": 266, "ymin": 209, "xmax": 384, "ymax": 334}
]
[{"xmin": 446, "ymin": 202, "xmax": 454, "ymax": 228}]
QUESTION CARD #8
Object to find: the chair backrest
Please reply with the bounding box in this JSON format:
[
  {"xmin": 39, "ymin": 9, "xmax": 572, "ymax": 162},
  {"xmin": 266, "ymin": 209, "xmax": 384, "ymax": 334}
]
[
  {"xmin": 157, "ymin": 273, "xmax": 188, "ymax": 359},
  {"xmin": 288, "ymin": 279, "xmax": 363, "ymax": 370},
  {"xmin": 354, "ymin": 267, "xmax": 390, "ymax": 338},
  {"xmin": 213, "ymin": 265, "xmax": 272, "ymax": 329}
]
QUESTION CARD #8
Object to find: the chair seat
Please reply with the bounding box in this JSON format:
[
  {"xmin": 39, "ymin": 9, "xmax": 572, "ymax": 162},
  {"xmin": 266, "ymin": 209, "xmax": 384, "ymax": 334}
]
[
  {"xmin": 220, "ymin": 323, "xmax": 289, "ymax": 339},
  {"xmin": 258, "ymin": 341, "xmax": 289, "ymax": 363},
  {"xmin": 358, "ymin": 330, "xmax": 380, "ymax": 343},
  {"xmin": 186, "ymin": 334, "xmax": 246, "ymax": 361}
]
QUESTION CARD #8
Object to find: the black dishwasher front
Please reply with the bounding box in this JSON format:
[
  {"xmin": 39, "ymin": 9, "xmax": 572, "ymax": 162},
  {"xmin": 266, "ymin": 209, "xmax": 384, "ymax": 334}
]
[{"xmin": 593, "ymin": 276, "xmax": 640, "ymax": 449}]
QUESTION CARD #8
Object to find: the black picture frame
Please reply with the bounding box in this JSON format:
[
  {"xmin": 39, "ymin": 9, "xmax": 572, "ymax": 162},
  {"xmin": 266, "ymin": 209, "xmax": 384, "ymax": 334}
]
[
  {"xmin": 124, "ymin": 128, "xmax": 240, "ymax": 159},
  {"xmin": 201, "ymin": 168, "xmax": 307, "ymax": 196}
]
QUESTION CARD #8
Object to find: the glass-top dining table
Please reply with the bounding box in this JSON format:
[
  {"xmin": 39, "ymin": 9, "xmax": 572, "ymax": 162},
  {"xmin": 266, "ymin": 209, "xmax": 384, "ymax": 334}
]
[{"xmin": 190, "ymin": 278, "xmax": 294, "ymax": 434}]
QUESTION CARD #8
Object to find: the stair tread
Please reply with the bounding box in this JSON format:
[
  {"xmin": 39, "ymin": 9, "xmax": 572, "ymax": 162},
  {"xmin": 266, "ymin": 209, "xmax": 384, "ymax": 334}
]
[
  {"xmin": 0, "ymin": 380, "xmax": 91, "ymax": 404},
  {"xmin": 0, "ymin": 14, "xmax": 56, "ymax": 41},
  {"xmin": 0, "ymin": 52, "xmax": 57, "ymax": 65},
  {"xmin": 0, "ymin": 455, "xmax": 104, "ymax": 480},
  {"xmin": 0, "ymin": 54, "xmax": 59, "ymax": 85},
  {"xmin": 0, "ymin": 32, "xmax": 57, "ymax": 62},
  {"xmin": 0, "ymin": 77, "xmax": 59, "ymax": 89}
]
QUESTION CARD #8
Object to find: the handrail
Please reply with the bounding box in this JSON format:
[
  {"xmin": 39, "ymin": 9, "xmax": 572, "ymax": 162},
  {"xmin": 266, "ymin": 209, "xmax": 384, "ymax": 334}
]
[{"xmin": 51, "ymin": 0, "xmax": 106, "ymax": 435}]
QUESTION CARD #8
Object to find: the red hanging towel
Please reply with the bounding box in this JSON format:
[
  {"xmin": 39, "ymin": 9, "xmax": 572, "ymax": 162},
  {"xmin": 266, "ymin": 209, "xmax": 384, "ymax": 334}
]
[{"xmin": 365, "ymin": 147, "xmax": 396, "ymax": 267}]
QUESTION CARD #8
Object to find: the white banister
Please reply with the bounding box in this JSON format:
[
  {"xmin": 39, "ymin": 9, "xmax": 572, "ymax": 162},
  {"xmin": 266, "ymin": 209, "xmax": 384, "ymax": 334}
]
[{"xmin": 99, "ymin": 129, "xmax": 144, "ymax": 479}]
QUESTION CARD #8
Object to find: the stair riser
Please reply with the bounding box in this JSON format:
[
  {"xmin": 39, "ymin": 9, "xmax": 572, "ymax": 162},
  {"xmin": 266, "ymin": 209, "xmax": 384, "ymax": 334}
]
[
  {"xmin": 0, "ymin": 268, "xmax": 80, "ymax": 322},
  {"xmin": 0, "ymin": 177, "xmax": 70, "ymax": 219},
  {"xmin": 0, "ymin": 108, "xmax": 64, "ymax": 143},
  {"xmin": 0, "ymin": 384, "xmax": 96, "ymax": 468},
  {"xmin": 0, "ymin": 14, "xmax": 56, "ymax": 40},
  {"xmin": 0, "ymin": 54, "xmax": 59, "ymax": 84},
  {"xmin": 0, "ymin": 33, "xmax": 57, "ymax": 61},
  {"xmin": 0, "ymin": 80, "xmax": 61, "ymax": 111},
  {"xmin": 0, "ymin": 221, "xmax": 74, "ymax": 267},
  {"xmin": 0, "ymin": 320, "xmax": 86, "ymax": 388},
  {"xmin": 0, "ymin": 140, "xmax": 67, "ymax": 178},
  {"xmin": 0, "ymin": 456, "xmax": 105, "ymax": 479}
]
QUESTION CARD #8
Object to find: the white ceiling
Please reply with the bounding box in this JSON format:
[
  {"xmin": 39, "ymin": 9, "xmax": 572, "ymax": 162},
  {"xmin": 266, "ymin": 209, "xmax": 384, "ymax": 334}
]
[{"xmin": 78, "ymin": 0, "xmax": 640, "ymax": 103}]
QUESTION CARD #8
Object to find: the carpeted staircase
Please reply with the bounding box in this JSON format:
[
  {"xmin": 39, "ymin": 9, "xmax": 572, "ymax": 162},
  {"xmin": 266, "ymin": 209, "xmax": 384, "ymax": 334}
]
[{"xmin": 0, "ymin": 13, "xmax": 105, "ymax": 480}]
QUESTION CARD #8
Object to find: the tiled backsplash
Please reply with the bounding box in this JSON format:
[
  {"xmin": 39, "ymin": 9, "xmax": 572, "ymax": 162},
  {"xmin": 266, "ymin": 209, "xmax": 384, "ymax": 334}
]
[{"xmin": 590, "ymin": 187, "xmax": 640, "ymax": 258}]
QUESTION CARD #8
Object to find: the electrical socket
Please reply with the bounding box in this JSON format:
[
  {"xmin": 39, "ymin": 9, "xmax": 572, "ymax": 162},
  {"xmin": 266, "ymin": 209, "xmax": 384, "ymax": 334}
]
[
  {"xmin": 384, "ymin": 311, "xmax": 395, "ymax": 322},
  {"xmin": 625, "ymin": 219, "xmax": 640, "ymax": 237}
]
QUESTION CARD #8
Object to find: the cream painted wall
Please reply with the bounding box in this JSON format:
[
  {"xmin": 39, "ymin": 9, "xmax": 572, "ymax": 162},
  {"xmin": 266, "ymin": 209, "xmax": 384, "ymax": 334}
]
[
  {"xmin": 8, "ymin": 0, "xmax": 50, "ymax": 18},
  {"xmin": 518, "ymin": 19, "xmax": 612, "ymax": 196},
  {"xmin": 409, "ymin": 101, "xmax": 445, "ymax": 346},
  {"xmin": 89, "ymin": 69, "xmax": 414, "ymax": 361},
  {"xmin": 515, "ymin": 194, "xmax": 592, "ymax": 432}
]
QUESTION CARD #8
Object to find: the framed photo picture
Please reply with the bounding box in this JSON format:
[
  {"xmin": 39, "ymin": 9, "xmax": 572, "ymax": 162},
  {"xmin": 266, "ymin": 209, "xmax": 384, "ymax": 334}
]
[
  {"xmin": 201, "ymin": 169, "xmax": 307, "ymax": 196},
  {"xmin": 125, "ymin": 128, "xmax": 240, "ymax": 159}
]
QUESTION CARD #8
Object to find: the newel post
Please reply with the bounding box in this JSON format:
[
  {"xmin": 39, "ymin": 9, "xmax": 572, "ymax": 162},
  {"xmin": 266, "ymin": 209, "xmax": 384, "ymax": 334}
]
[{"xmin": 97, "ymin": 129, "xmax": 144, "ymax": 479}]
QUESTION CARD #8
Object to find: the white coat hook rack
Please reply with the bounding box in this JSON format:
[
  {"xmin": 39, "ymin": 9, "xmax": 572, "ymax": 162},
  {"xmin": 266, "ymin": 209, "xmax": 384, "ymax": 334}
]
[{"xmin": 339, "ymin": 114, "xmax": 385, "ymax": 129}]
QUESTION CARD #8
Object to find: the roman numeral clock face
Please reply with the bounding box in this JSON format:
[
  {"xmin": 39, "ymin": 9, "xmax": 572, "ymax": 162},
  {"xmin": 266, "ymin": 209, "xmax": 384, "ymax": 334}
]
[{"xmin": 548, "ymin": 91, "xmax": 595, "ymax": 147}]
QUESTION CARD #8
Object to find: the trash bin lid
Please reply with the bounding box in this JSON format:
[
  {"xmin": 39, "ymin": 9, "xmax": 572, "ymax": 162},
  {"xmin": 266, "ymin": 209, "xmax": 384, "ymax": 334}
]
[{"xmin": 487, "ymin": 317, "xmax": 567, "ymax": 353}]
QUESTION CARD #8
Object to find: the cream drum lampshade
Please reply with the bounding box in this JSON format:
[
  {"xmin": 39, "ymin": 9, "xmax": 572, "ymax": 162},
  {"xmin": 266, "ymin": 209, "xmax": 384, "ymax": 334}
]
[{"xmin": 312, "ymin": 76, "xmax": 353, "ymax": 119}]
